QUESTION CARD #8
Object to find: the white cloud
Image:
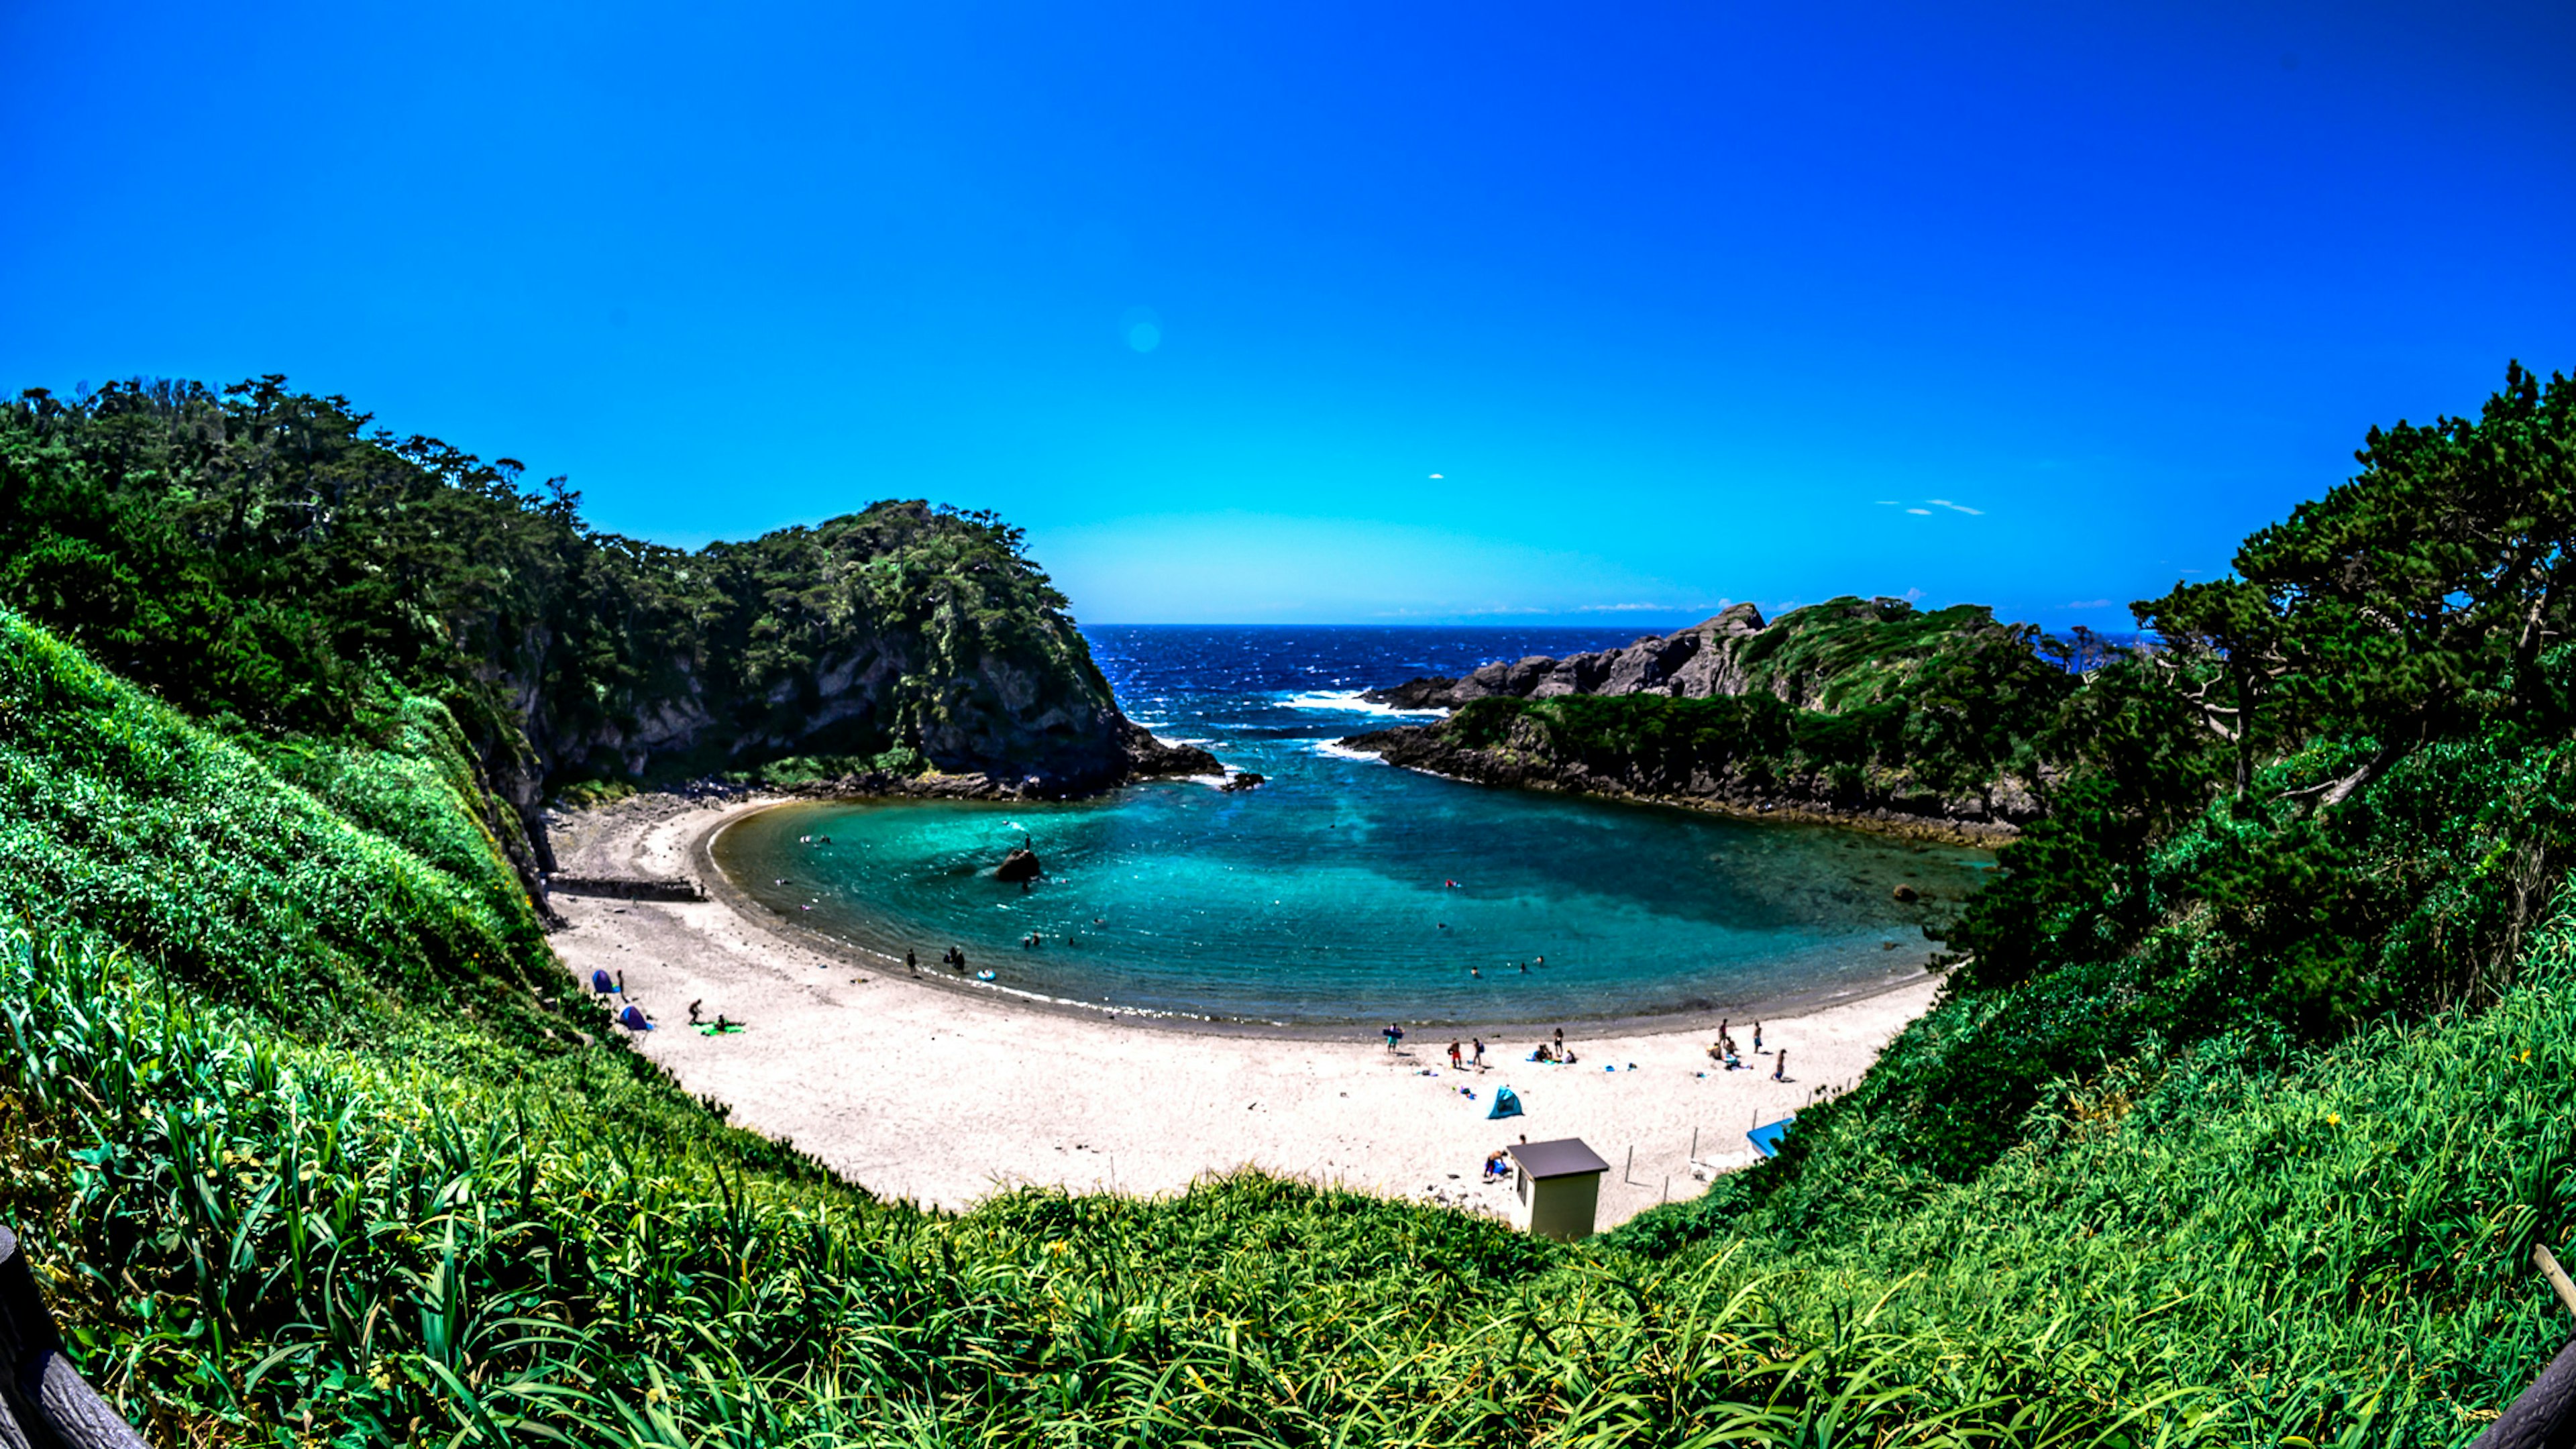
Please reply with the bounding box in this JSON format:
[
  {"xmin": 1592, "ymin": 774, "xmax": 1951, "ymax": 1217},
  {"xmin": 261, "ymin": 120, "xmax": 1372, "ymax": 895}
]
[
  {"xmin": 1927, "ymin": 498, "xmax": 1986, "ymax": 516},
  {"xmin": 2066, "ymin": 598, "xmax": 2112, "ymax": 609},
  {"xmin": 1905, "ymin": 508, "xmax": 1933, "ymax": 515},
  {"xmin": 1874, "ymin": 500, "xmax": 1900, "ymax": 506},
  {"xmin": 1429, "ymin": 473, "xmax": 1444, "ymax": 479}
]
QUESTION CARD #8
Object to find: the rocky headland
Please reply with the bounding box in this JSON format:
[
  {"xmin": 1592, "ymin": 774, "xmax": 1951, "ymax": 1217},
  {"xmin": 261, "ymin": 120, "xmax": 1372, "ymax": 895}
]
[{"xmin": 1342, "ymin": 597, "xmax": 2067, "ymax": 841}]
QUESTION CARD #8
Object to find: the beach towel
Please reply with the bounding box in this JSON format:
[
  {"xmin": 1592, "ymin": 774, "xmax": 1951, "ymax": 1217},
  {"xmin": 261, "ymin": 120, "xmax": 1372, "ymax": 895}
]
[
  {"xmin": 699, "ymin": 1023, "xmax": 747, "ymax": 1036},
  {"xmin": 1487, "ymin": 1085, "xmax": 1523, "ymax": 1120}
]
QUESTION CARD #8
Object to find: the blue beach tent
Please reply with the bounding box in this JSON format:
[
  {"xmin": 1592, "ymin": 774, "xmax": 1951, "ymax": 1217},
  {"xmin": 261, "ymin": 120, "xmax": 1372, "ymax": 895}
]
[
  {"xmin": 1747, "ymin": 1116, "xmax": 1794, "ymax": 1159},
  {"xmin": 1487, "ymin": 1085, "xmax": 1523, "ymax": 1120}
]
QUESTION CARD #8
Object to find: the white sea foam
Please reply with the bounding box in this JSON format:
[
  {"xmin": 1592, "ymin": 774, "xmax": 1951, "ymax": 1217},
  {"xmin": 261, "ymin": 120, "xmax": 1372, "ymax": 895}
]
[
  {"xmin": 1311, "ymin": 739, "xmax": 1391, "ymax": 764},
  {"xmin": 1276, "ymin": 689, "xmax": 1446, "ymax": 718}
]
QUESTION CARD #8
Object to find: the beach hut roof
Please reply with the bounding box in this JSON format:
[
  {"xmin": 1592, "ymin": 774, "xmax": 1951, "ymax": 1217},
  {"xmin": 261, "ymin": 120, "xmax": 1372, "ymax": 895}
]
[{"xmin": 1507, "ymin": 1138, "xmax": 1611, "ymax": 1179}]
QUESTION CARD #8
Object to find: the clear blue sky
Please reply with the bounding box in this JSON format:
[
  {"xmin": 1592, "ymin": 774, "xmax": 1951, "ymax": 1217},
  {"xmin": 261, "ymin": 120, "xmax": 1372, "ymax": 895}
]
[{"xmin": 5, "ymin": 3, "xmax": 2570, "ymax": 628}]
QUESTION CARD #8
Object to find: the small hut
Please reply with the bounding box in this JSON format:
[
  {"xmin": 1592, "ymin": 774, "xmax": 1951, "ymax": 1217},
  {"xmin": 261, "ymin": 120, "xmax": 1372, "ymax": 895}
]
[{"xmin": 1505, "ymin": 1138, "xmax": 1611, "ymax": 1242}]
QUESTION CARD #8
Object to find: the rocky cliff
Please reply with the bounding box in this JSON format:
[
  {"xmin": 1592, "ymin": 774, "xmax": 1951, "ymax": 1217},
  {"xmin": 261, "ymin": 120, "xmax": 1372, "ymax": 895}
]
[
  {"xmin": 0, "ymin": 382, "xmax": 1213, "ymax": 911},
  {"xmin": 516, "ymin": 502, "xmax": 1214, "ymax": 802},
  {"xmin": 1344, "ymin": 597, "xmax": 2070, "ymax": 839}
]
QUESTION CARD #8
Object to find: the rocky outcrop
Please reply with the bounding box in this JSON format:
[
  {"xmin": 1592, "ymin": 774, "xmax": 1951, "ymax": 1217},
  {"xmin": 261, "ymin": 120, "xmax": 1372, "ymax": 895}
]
[
  {"xmin": 1347, "ymin": 712, "xmax": 2039, "ymax": 843},
  {"xmin": 995, "ymin": 847, "xmax": 1043, "ymax": 882},
  {"xmin": 1363, "ymin": 602, "xmax": 1792, "ymax": 710},
  {"xmin": 502, "ymin": 502, "xmax": 1224, "ymax": 822},
  {"xmin": 1343, "ymin": 596, "xmax": 2065, "ymax": 841}
]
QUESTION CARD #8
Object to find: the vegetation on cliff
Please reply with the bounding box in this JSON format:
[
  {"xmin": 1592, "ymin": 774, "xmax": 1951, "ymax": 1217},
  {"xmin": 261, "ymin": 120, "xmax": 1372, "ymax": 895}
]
[
  {"xmin": 0, "ymin": 376, "xmax": 1165, "ymax": 891},
  {"xmin": 1352, "ymin": 599, "xmax": 2074, "ymax": 833}
]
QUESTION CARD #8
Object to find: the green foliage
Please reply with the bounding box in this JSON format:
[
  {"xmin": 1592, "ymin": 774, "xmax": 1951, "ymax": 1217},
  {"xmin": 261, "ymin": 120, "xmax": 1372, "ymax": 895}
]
[
  {"xmin": 1444, "ymin": 597, "xmax": 2074, "ymax": 815},
  {"xmin": 0, "ymin": 608, "xmax": 555, "ymax": 1040},
  {"xmin": 0, "ymin": 378, "xmax": 1124, "ymax": 805}
]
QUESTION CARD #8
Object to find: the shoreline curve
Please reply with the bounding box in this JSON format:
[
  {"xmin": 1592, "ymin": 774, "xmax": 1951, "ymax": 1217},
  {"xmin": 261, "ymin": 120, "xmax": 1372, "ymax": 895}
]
[{"xmin": 543, "ymin": 790, "xmax": 1947, "ymax": 1227}]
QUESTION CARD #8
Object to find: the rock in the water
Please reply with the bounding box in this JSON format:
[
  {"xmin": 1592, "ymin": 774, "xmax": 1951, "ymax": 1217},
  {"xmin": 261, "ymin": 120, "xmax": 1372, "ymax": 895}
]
[
  {"xmin": 1220, "ymin": 772, "xmax": 1267, "ymax": 792},
  {"xmin": 997, "ymin": 847, "xmax": 1043, "ymax": 882},
  {"xmin": 1892, "ymin": 883, "xmax": 1920, "ymax": 903}
]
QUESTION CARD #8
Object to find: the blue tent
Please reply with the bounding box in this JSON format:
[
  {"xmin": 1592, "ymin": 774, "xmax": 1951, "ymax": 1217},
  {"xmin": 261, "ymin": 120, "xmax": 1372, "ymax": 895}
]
[
  {"xmin": 1487, "ymin": 1085, "xmax": 1523, "ymax": 1120},
  {"xmin": 1747, "ymin": 1116, "xmax": 1794, "ymax": 1158}
]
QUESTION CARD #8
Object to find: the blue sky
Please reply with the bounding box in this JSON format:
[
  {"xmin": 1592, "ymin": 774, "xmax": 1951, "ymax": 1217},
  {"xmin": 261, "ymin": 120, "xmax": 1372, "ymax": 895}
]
[{"xmin": 4, "ymin": 2, "xmax": 2570, "ymax": 628}]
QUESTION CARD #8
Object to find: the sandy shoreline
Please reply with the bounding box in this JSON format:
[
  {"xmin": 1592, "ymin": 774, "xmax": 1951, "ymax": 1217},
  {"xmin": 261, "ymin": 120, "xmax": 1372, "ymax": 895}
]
[{"xmin": 545, "ymin": 793, "xmax": 1947, "ymax": 1231}]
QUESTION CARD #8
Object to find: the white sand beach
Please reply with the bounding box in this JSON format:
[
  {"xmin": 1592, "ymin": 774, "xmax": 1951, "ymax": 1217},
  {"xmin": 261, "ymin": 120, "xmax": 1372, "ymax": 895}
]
[{"xmin": 545, "ymin": 794, "xmax": 1945, "ymax": 1232}]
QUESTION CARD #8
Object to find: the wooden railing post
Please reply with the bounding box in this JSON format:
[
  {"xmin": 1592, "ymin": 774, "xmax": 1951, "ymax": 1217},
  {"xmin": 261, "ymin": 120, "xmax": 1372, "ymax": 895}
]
[{"xmin": 0, "ymin": 1228, "xmax": 147, "ymax": 1449}]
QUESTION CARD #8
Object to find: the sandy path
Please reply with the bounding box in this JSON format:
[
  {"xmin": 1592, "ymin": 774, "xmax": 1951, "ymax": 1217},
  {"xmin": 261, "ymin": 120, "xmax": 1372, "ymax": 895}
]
[{"xmin": 543, "ymin": 794, "xmax": 1943, "ymax": 1231}]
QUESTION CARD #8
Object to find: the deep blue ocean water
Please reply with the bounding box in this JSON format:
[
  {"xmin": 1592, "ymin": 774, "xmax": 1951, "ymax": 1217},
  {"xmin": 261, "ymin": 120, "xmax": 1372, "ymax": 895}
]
[{"xmin": 714, "ymin": 626, "xmax": 1989, "ymax": 1028}]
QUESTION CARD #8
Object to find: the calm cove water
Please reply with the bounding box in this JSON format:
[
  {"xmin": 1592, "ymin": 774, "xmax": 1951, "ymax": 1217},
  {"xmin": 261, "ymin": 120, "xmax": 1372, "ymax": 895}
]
[{"xmin": 712, "ymin": 625, "xmax": 1991, "ymax": 1028}]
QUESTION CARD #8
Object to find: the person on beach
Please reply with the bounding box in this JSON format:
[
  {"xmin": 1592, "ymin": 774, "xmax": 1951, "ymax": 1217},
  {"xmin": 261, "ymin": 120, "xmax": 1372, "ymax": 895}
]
[
  {"xmin": 1774, "ymin": 1049, "xmax": 1789, "ymax": 1083},
  {"xmin": 1534, "ymin": 1042, "xmax": 1556, "ymax": 1064},
  {"xmin": 1472, "ymin": 1037, "xmax": 1486, "ymax": 1068},
  {"xmin": 1754, "ymin": 1022, "xmax": 1764, "ymax": 1053},
  {"xmin": 688, "ymin": 999, "xmax": 704, "ymax": 1025},
  {"xmin": 906, "ymin": 949, "xmax": 918, "ymax": 975},
  {"xmin": 1448, "ymin": 1040, "xmax": 1463, "ymax": 1069}
]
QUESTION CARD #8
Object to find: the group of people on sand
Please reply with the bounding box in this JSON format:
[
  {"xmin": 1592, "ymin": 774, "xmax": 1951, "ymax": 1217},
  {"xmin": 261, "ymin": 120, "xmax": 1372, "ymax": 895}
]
[
  {"xmin": 592, "ymin": 967, "xmax": 741, "ymax": 1036},
  {"xmin": 1445, "ymin": 1038, "xmax": 1489, "ymax": 1070},
  {"xmin": 1708, "ymin": 1018, "xmax": 1788, "ymax": 1081}
]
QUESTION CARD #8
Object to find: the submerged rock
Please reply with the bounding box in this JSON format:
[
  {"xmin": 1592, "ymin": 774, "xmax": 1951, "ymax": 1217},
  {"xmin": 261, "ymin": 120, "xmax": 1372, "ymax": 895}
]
[{"xmin": 1220, "ymin": 772, "xmax": 1267, "ymax": 793}]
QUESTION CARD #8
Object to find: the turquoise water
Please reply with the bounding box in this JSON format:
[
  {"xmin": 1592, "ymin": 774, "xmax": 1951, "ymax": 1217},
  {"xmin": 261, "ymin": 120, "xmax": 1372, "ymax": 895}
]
[{"xmin": 712, "ymin": 627, "xmax": 1990, "ymax": 1028}]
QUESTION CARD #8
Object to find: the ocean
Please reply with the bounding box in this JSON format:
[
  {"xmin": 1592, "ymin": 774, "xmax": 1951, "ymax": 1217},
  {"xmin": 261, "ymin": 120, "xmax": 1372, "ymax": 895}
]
[{"xmin": 711, "ymin": 625, "xmax": 1990, "ymax": 1029}]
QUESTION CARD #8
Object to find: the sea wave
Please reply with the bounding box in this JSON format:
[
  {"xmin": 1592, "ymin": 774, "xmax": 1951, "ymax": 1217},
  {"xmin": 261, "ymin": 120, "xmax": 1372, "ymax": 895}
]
[
  {"xmin": 1311, "ymin": 739, "xmax": 1391, "ymax": 764},
  {"xmin": 1276, "ymin": 689, "xmax": 1446, "ymax": 718}
]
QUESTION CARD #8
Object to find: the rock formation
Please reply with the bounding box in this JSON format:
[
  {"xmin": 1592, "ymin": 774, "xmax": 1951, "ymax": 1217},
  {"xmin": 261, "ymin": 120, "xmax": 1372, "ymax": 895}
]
[{"xmin": 1342, "ymin": 597, "xmax": 2063, "ymax": 841}]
